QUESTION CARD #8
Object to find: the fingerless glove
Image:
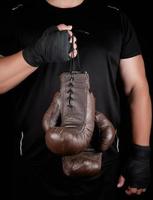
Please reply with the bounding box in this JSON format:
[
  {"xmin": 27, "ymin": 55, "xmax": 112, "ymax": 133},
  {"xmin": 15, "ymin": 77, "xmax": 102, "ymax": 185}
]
[
  {"xmin": 124, "ymin": 144, "xmax": 151, "ymax": 188},
  {"xmin": 22, "ymin": 26, "xmax": 70, "ymax": 67}
]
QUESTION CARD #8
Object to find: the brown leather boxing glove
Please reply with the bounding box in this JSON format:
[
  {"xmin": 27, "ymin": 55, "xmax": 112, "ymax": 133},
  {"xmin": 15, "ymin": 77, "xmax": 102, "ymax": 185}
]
[
  {"xmin": 62, "ymin": 148, "xmax": 102, "ymax": 177},
  {"xmin": 42, "ymin": 71, "xmax": 95, "ymax": 155},
  {"xmin": 62, "ymin": 112, "xmax": 116, "ymax": 177},
  {"xmin": 95, "ymin": 112, "xmax": 116, "ymax": 151}
]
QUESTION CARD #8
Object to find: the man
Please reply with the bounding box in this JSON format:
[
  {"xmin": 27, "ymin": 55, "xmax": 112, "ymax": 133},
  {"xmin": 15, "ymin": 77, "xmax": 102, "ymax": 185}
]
[{"xmin": 0, "ymin": 0, "xmax": 152, "ymax": 199}]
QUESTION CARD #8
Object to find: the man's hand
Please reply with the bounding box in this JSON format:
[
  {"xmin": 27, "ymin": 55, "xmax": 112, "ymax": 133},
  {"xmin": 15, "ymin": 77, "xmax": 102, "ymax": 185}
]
[
  {"xmin": 117, "ymin": 144, "xmax": 151, "ymax": 196},
  {"xmin": 22, "ymin": 24, "xmax": 77, "ymax": 67},
  {"xmin": 117, "ymin": 175, "xmax": 146, "ymax": 195},
  {"xmin": 57, "ymin": 24, "xmax": 77, "ymax": 58},
  {"xmin": 0, "ymin": 24, "xmax": 77, "ymax": 93}
]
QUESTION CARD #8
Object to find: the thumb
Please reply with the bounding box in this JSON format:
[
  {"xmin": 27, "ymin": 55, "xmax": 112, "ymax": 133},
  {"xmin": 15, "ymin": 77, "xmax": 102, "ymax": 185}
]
[
  {"xmin": 117, "ymin": 175, "xmax": 125, "ymax": 188},
  {"xmin": 57, "ymin": 24, "xmax": 72, "ymax": 31}
]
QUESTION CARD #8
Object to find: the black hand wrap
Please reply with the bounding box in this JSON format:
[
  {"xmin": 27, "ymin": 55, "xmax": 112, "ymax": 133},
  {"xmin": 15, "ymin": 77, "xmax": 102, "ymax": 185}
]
[
  {"xmin": 22, "ymin": 26, "xmax": 70, "ymax": 67},
  {"xmin": 124, "ymin": 144, "xmax": 151, "ymax": 189}
]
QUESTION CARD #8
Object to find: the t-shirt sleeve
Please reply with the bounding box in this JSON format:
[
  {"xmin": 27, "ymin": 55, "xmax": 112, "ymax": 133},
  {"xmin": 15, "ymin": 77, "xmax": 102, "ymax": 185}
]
[{"xmin": 120, "ymin": 12, "xmax": 141, "ymax": 59}]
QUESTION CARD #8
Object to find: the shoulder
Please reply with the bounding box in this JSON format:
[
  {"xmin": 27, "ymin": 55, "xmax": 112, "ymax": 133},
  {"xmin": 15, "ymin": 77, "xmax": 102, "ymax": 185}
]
[
  {"xmin": 9, "ymin": 1, "xmax": 42, "ymax": 24},
  {"xmin": 103, "ymin": 2, "xmax": 122, "ymax": 19},
  {"xmin": 9, "ymin": 2, "xmax": 43, "ymax": 34},
  {"xmin": 10, "ymin": 2, "xmax": 33, "ymax": 20},
  {"xmin": 89, "ymin": 0, "xmax": 122, "ymax": 19},
  {"xmin": 104, "ymin": 2, "xmax": 132, "ymax": 26},
  {"xmin": 11, "ymin": 3, "xmax": 24, "ymax": 12},
  {"xmin": 97, "ymin": 2, "xmax": 132, "ymax": 29},
  {"xmin": 90, "ymin": 1, "xmax": 123, "ymax": 28}
]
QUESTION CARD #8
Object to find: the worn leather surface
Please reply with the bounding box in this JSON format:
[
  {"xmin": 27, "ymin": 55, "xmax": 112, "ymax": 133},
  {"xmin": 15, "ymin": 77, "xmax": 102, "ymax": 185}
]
[
  {"xmin": 62, "ymin": 112, "xmax": 116, "ymax": 177},
  {"xmin": 43, "ymin": 72, "xmax": 95, "ymax": 155},
  {"xmin": 63, "ymin": 149, "xmax": 102, "ymax": 177},
  {"xmin": 43, "ymin": 71, "xmax": 116, "ymax": 176},
  {"xmin": 95, "ymin": 112, "xmax": 116, "ymax": 152}
]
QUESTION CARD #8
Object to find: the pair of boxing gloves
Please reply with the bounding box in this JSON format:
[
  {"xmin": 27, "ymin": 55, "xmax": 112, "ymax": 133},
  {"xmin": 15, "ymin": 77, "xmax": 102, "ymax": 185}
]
[
  {"xmin": 42, "ymin": 70, "xmax": 150, "ymax": 190},
  {"xmin": 42, "ymin": 71, "xmax": 116, "ymax": 177},
  {"xmin": 22, "ymin": 25, "xmax": 150, "ymax": 189}
]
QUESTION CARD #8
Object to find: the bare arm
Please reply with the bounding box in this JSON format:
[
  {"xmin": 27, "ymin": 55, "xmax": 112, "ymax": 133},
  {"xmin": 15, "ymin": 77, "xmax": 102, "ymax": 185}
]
[
  {"xmin": 120, "ymin": 55, "xmax": 152, "ymax": 146},
  {"xmin": 0, "ymin": 24, "xmax": 76, "ymax": 94},
  {"xmin": 0, "ymin": 52, "xmax": 36, "ymax": 94},
  {"xmin": 117, "ymin": 55, "xmax": 152, "ymax": 195}
]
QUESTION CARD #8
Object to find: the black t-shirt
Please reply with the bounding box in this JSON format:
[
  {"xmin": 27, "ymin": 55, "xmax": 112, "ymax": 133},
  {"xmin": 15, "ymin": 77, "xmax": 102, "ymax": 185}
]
[{"xmin": 0, "ymin": 0, "xmax": 141, "ymax": 169}]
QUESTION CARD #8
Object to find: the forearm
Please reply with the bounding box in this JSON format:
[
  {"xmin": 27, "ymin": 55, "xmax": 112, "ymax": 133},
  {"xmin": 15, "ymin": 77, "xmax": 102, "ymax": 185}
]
[
  {"xmin": 0, "ymin": 51, "xmax": 36, "ymax": 94},
  {"xmin": 128, "ymin": 83, "xmax": 152, "ymax": 146},
  {"xmin": 0, "ymin": 67, "xmax": 36, "ymax": 93}
]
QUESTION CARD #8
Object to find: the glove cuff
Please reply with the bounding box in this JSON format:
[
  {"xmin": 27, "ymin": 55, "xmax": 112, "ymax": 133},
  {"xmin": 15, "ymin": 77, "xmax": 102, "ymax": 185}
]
[
  {"xmin": 22, "ymin": 25, "xmax": 59, "ymax": 67},
  {"xmin": 132, "ymin": 144, "xmax": 151, "ymax": 159},
  {"xmin": 22, "ymin": 48, "xmax": 41, "ymax": 68}
]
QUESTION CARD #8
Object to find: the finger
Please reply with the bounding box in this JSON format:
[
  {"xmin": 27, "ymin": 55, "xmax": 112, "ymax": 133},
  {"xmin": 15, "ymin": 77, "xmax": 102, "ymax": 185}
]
[
  {"xmin": 72, "ymin": 43, "xmax": 77, "ymax": 50},
  {"xmin": 136, "ymin": 189, "xmax": 145, "ymax": 195},
  {"xmin": 128, "ymin": 187, "xmax": 137, "ymax": 194},
  {"xmin": 69, "ymin": 50, "xmax": 78, "ymax": 58},
  {"xmin": 125, "ymin": 190, "xmax": 132, "ymax": 195},
  {"xmin": 125, "ymin": 187, "xmax": 138, "ymax": 195},
  {"xmin": 68, "ymin": 30, "xmax": 73, "ymax": 37},
  {"xmin": 125, "ymin": 189, "xmax": 133, "ymax": 196},
  {"xmin": 136, "ymin": 188, "xmax": 146, "ymax": 195},
  {"xmin": 69, "ymin": 50, "xmax": 77, "ymax": 58},
  {"xmin": 57, "ymin": 24, "xmax": 72, "ymax": 31},
  {"xmin": 69, "ymin": 36, "xmax": 77, "ymax": 43},
  {"xmin": 142, "ymin": 189, "xmax": 146, "ymax": 193},
  {"xmin": 117, "ymin": 175, "xmax": 125, "ymax": 188},
  {"xmin": 125, "ymin": 187, "xmax": 147, "ymax": 196}
]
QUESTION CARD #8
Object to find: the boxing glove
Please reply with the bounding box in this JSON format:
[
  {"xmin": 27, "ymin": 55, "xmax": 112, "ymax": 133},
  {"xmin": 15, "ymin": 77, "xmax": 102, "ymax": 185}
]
[
  {"xmin": 42, "ymin": 71, "xmax": 95, "ymax": 155},
  {"xmin": 22, "ymin": 26, "xmax": 71, "ymax": 67},
  {"xmin": 62, "ymin": 112, "xmax": 116, "ymax": 177},
  {"xmin": 62, "ymin": 148, "xmax": 102, "ymax": 177},
  {"xmin": 95, "ymin": 112, "xmax": 116, "ymax": 151}
]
